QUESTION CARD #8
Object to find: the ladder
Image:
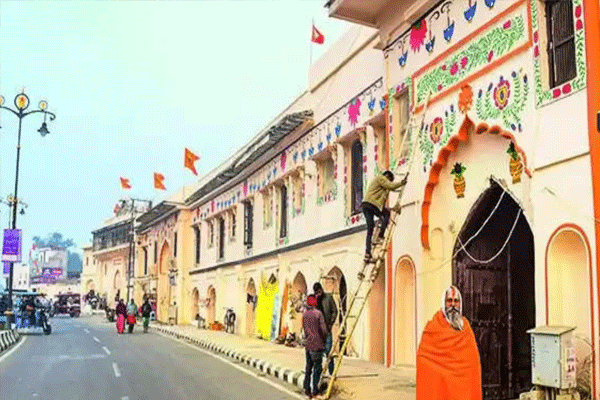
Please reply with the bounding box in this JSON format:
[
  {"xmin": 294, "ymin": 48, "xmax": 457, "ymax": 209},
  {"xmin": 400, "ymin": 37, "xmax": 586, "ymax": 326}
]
[{"xmin": 322, "ymin": 94, "xmax": 432, "ymax": 399}]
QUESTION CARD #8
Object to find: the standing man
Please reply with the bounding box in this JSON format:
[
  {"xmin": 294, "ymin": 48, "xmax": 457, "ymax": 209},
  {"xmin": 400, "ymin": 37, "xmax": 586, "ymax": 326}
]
[
  {"xmin": 302, "ymin": 294, "xmax": 328, "ymax": 399},
  {"xmin": 313, "ymin": 282, "xmax": 337, "ymax": 377},
  {"xmin": 416, "ymin": 286, "xmax": 482, "ymax": 400},
  {"xmin": 361, "ymin": 170, "xmax": 407, "ymax": 262}
]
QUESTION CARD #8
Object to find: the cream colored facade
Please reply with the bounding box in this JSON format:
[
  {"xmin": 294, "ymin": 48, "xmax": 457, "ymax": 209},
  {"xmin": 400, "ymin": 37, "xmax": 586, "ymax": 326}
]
[
  {"xmin": 80, "ymin": 243, "xmax": 97, "ymax": 295},
  {"xmin": 328, "ymin": 0, "xmax": 599, "ymax": 398}
]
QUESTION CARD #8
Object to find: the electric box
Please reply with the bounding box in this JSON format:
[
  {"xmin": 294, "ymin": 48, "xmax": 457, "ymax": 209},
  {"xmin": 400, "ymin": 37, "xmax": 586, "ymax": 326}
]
[{"xmin": 527, "ymin": 326, "xmax": 577, "ymax": 389}]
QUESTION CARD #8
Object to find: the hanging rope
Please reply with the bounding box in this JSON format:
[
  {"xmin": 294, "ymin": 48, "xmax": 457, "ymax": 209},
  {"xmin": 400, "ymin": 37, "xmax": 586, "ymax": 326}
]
[
  {"xmin": 454, "ymin": 191, "xmax": 506, "ymax": 257},
  {"xmin": 456, "ymin": 208, "xmax": 522, "ymax": 264}
]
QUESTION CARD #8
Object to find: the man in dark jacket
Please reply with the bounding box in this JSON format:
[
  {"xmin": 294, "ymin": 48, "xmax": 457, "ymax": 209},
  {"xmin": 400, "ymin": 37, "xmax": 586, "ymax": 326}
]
[
  {"xmin": 313, "ymin": 282, "xmax": 337, "ymax": 376},
  {"xmin": 302, "ymin": 294, "xmax": 328, "ymax": 399},
  {"xmin": 141, "ymin": 297, "xmax": 152, "ymax": 333}
]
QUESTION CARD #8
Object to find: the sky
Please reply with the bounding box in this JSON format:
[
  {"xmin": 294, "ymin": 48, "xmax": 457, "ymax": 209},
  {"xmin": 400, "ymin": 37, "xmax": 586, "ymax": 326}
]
[{"xmin": 0, "ymin": 0, "xmax": 352, "ymax": 278}]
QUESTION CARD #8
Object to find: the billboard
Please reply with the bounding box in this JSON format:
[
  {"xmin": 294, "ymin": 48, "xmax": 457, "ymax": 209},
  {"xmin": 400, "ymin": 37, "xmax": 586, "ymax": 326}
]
[{"xmin": 29, "ymin": 246, "xmax": 68, "ymax": 283}]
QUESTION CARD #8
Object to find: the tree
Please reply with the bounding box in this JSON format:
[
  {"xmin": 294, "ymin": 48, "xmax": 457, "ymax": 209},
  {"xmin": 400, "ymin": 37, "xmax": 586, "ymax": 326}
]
[{"xmin": 32, "ymin": 232, "xmax": 82, "ymax": 274}]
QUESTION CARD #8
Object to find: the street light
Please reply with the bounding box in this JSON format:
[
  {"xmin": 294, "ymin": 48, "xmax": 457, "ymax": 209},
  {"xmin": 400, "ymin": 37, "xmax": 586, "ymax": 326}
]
[{"xmin": 0, "ymin": 90, "xmax": 56, "ymax": 325}]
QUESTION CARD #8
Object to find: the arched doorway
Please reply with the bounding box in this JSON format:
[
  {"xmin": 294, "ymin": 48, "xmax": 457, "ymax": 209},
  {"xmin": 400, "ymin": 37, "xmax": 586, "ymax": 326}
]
[
  {"xmin": 246, "ymin": 279, "xmax": 257, "ymax": 337},
  {"xmin": 291, "ymin": 272, "xmax": 307, "ymax": 335},
  {"xmin": 394, "ymin": 257, "xmax": 416, "ymax": 366},
  {"xmin": 157, "ymin": 242, "xmax": 171, "ymax": 323},
  {"xmin": 207, "ymin": 285, "xmax": 216, "ymax": 325},
  {"xmin": 191, "ymin": 288, "xmax": 200, "ymax": 322},
  {"xmin": 323, "ymin": 267, "xmax": 351, "ymax": 356},
  {"xmin": 113, "ymin": 271, "xmax": 120, "ymax": 290},
  {"xmin": 546, "ymin": 226, "xmax": 594, "ymax": 399},
  {"xmin": 453, "ymin": 179, "xmax": 534, "ymax": 400}
]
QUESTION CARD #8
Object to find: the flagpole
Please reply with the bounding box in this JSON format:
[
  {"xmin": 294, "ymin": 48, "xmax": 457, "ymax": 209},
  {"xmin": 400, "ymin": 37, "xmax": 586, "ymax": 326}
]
[{"xmin": 310, "ymin": 18, "xmax": 314, "ymax": 66}]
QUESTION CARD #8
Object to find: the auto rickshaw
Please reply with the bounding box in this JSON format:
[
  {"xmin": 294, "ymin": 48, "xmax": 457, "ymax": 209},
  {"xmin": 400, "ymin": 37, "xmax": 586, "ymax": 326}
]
[
  {"xmin": 1, "ymin": 291, "xmax": 52, "ymax": 335},
  {"xmin": 53, "ymin": 292, "xmax": 81, "ymax": 318}
]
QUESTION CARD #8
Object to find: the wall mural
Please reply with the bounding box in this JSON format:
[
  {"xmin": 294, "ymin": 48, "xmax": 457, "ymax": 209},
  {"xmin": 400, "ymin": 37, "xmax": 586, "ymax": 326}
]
[
  {"xmin": 531, "ymin": 0, "xmax": 586, "ymax": 106},
  {"xmin": 417, "ymin": 69, "xmax": 529, "ymax": 173},
  {"xmin": 413, "ymin": 5, "xmax": 528, "ymax": 109}
]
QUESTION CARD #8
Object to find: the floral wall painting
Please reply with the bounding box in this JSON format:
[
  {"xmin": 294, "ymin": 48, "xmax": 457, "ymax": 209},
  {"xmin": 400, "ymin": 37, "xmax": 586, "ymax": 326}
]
[
  {"xmin": 348, "ymin": 98, "xmax": 362, "ymax": 126},
  {"xmin": 451, "ymin": 163, "xmax": 466, "ymax": 198},
  {"xmin": 419, "ymin": 103, "xmax": 457, "ymax": 171},
  {"xmin": 442, "ymin": 1, "xmax": 455, "ymax": 42},
  {"xmin": 485, "ymin": 0, "xmax": 496, "ymax": 8},
  {"xmin": 464, "ymin": 0, "xmax": 477, "ymax": 22},
  {"xmin": 413, "ymin": 1, "xmax": 529, "ymax": 109},
  {"xmin": 398, "ymin": 39, "xmax": 408, "ymax": 68},
  {"xmin": 410, "ymin": 19, "xmax": 428, "ymax": 52},
  {"xmin": 507, "ymin": 142, "xmax": 523, "ymax": 183},
  {"xmin": 476, "ymin": 70, "xmax": 529, "ymax": 132},
  {"xmin": 425, "ymin": 11, "xmax": 441, "ymax": 53}
]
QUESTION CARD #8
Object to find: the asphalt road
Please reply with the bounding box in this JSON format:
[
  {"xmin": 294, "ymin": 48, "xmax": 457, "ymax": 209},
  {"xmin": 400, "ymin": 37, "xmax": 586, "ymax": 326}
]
[{"xmin": 0, "ymin": 316, "xmax": 304, "ymax": 400}]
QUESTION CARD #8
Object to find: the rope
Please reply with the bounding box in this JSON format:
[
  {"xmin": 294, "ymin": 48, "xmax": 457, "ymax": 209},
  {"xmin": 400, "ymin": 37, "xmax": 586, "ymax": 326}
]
[
  {"xmin": 454, "ymin": 191, "xmax": 506, "ymax": 257},
  {"xmin": 456, "ymin": 208, "xmax": 522, "ymax": 264}
]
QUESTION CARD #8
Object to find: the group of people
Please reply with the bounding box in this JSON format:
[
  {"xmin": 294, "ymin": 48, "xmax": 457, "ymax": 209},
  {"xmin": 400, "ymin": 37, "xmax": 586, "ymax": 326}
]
[
  {"xmin": 114, "ymin": 297, "xmax": 153, "ymax": 334},
  {"xmin": 301, "ymin": 282, "xmax": 338, "ymax": 399}
]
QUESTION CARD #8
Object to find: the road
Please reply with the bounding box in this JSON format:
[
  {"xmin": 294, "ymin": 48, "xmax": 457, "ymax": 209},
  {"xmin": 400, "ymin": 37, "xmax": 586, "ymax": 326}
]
[{"xmin": 0, "ymin": 316, "xmax": 304, "ymax": 400}]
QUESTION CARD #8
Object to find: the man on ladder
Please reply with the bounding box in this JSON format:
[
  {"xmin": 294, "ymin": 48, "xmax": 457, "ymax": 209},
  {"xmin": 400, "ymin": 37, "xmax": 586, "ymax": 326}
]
[{"xmin": 361, "ymin": 170, "xmax": 408, "ymax": 263}]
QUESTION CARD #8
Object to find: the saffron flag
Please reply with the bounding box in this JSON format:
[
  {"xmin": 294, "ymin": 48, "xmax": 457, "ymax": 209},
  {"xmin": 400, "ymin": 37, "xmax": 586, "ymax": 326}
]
[
  {"xmin": 154, "ymin": 172, "xmax": 166, "ymax": 190},
  {"xmin": 120, "ymin": 177, "xmax": 131, "ymax": 190},
  {"xmin": 311, "ymin": 24, "xmax": 324, "ymax": 44},
  {"xmin": 184, "ymin": 148, "xmax": 200, "ymax": 175}
]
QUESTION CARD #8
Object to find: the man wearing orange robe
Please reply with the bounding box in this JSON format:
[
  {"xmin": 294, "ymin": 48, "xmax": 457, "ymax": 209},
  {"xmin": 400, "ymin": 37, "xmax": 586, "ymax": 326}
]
[{"xmin": 416, "ymin": 285, "xmax": 482, "ymax": 400}]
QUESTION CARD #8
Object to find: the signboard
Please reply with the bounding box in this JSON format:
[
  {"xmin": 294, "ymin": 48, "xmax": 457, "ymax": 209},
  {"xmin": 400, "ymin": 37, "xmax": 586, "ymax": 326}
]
[
  {"xmin": 29, "ymin": 246, "xmax": 68, "ymax": 281},
  {"xmin": 3, "ymin": 261, "xmax": 10, "ymax": 275},
  {"xmin": 2, "ymin": 229, "xmax": 22, "ymax": 262}
]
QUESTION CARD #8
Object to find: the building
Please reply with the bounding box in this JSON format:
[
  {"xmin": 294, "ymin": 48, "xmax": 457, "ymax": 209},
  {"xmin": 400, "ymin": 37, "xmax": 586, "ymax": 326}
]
[
  {"xmin": 327, "ymin": 0, "xmax": 599, "ymax": 398},
  {"xmin": 80, "ymin": 243, "xmax": 96, "ymax": 295}
]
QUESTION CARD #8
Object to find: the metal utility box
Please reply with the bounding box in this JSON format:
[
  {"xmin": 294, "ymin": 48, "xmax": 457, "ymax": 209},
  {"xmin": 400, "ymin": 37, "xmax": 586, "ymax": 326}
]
[{"xmin": 527, "ymin": 326, "xmax": 577, "ymax": 389}]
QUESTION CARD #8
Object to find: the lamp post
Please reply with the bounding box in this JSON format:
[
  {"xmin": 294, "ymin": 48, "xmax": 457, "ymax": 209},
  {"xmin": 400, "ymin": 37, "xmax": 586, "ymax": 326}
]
[
  {"xmin": 120, "ymin": 198, "xmax": 152, "ymax": 303},
  {"xmin": 0, "ymin": 91, "xmax": 55, "ymax": 323}
]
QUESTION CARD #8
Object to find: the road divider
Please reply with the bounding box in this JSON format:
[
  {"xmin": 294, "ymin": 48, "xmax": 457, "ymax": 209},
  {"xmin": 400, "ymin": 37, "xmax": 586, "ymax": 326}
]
[{"xmin": 0, "ymin": 330, "xmax": 21, "ymax": 353}]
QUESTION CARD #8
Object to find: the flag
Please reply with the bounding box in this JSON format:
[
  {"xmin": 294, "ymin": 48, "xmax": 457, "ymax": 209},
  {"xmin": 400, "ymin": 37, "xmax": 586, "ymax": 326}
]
[
  {"xmin": 311, "ymin": 24, "xmax": 324, "ymax": 44},
  {"xmin": 184, "ymin": 148, "xmax": 200, "ymax": 175},
  {"xmin": 120, "ymin": 177, "xmax": 131, "ymax": 190},
  {"xmin": 154, "ymin": 172, "xmax": 166, "ymax": 190}
]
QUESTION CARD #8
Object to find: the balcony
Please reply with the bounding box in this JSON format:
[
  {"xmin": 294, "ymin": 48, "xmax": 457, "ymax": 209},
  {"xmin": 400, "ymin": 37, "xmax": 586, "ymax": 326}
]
[{"xmin": 325, "ymin": 0, "xmax": 391, "ymax": 27}]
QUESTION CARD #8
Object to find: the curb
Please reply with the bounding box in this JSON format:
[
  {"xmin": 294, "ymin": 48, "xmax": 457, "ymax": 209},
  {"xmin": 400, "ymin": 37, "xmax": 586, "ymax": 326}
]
[
  {"xmin": 151, "ymin": 325, "xmax": 306, "ymax": 391},
  {"xmin": 0, "ymin": 330, "xmax": 21, "ymax": 353}
]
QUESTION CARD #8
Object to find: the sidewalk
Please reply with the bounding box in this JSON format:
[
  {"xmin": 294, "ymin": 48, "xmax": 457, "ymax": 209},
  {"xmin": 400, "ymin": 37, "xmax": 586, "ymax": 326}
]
[{"xmin": 151, "ymin": 322, "xmax": 416, "ymax": 400}]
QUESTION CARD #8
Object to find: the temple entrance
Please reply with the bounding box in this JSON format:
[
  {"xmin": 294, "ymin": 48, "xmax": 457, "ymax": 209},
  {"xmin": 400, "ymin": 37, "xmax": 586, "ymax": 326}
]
[{"xmin": 453, "ymin": 178, "xmax": 534, "ymax": 400}]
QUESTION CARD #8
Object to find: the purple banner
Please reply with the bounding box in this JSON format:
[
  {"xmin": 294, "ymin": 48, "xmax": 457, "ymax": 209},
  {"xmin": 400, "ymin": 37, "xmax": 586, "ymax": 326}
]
[
  {"xmin": 2, "ymin": 229, "xmax": 22, "ymax": 262},
  {"xmin": 2, "ymin": 261, "xmax": 10, "ymax": 275}
]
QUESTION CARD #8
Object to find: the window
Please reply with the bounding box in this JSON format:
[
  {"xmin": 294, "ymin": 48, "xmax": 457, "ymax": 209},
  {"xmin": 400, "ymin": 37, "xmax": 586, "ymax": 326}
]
[
  {"xmin": 393, "ymin": 90, "xmax": 410, "ymax": 161},
  {"xmin": 143, "ymin": 247, "xmax": 148, "ymax": 275},
  {"xmin": 243, "ymin": 200, "xmax": 253, "ymax": 248},
  {"xmin": 351, "ymin": 139, "xmax": 363, "ymax": 214},
  {"xmin": 545, "ymin": 0, "xmax": 576, "ymax": 88},
  {"xmin": 208, "ymin": 221, "xmax": 214, "ymax": 247},
  {"xmin": 230, "ymin": 210, "xmax": 236, "ymax": 240},
  {"xmin": 218, "ymin": 217, "xmax": 225, "ymax": 260},
  {"xmin": 173, "ymin": 232, "xmax": 178, "ymax": 257},
  {"xmin": 280, "ymin": 184, "xmax": 288, "ymax": 238},
  {"xmin": 263, "ymin": 190, "xmax": 272, "ymax": 228},
  {"xmin": 154, "ymin": 241, "xmax": 158, "ymax": 263},
  {"xmin": 320, "ymin": 157, "xmax": 335, "ymax": 197},
  {"xmin": 194, "ymin": 226, "xmax": 201, "ymax": 264}
]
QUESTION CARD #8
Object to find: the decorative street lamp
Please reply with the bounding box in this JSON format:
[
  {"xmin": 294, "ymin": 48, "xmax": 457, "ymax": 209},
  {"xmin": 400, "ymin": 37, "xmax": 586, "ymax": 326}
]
[{"xmin": 0, "ymin": 90, "xmax": 56, "ymax": 325}]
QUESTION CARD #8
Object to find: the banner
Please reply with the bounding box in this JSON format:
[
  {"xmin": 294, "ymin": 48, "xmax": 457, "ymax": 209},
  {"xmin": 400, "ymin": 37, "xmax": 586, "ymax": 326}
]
[
  {"xmin": 29, "ymin": 246, "xmax": 67, "ymax": 281},
  {"xmin": 2, "ymin": 229, "xmax": 22, "ymax": 262}
]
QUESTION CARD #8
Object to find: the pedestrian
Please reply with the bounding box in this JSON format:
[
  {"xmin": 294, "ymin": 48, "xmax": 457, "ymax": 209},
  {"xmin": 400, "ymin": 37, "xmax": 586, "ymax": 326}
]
[
  {"xmin": 115, "ymin": 299, "xmax": 126, "ymax": 334},
  {"xmin": 127, "ymin": 298, "xmax": 138, "ymax": 334},
  {"xmin": 416, "ymin": 286, "xmax": 482, "ymax": 400},
  {"xmin": 361, "ymin": 170, "xmax": 407, "ymax": 262},
  {"xmin": 313, "ymin": 282, "xmax": 337, "ymax": 377},
  {"xmin": 141, "ymin": 297, "xmax": 152, "ymax": 333},
  {"xmin": 302, "ymin": 294, "xmax": 328, "ymax": 399}
]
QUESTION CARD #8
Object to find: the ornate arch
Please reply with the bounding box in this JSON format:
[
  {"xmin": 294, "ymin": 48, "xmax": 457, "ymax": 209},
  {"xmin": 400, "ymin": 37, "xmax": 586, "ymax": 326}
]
[{"xmin": 421, "ymin": 85, "xmax": 532, "ymax": 249}]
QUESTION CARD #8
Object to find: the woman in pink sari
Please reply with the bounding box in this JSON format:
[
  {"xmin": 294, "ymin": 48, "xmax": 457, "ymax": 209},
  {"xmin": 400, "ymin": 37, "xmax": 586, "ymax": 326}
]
[{"xmin": 115, "ymin": 299, "xmax": 126, "ymax": 334}]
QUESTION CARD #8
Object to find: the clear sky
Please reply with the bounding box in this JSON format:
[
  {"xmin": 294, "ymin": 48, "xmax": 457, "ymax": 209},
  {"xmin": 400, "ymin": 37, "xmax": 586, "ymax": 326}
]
[{"xmin": 0, "ymin": 0, "xmax": 352, "ymax": 276}]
